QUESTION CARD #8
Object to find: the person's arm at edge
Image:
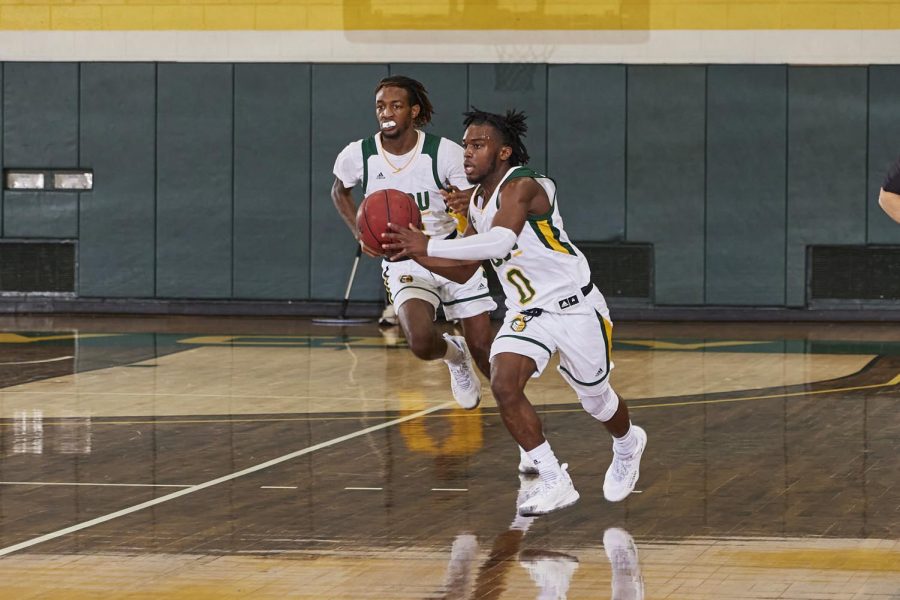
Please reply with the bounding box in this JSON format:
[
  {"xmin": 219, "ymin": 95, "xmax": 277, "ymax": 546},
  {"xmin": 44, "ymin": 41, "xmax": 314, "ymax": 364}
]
[{"xmin": 878, "ymin": 188, "xmax": 900, "ymax": 224}]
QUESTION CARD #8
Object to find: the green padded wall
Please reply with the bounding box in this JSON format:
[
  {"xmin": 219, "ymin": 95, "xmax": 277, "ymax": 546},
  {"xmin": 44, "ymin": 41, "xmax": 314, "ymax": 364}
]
[
  {"xmin": 2, "ymin": 63, "xmax": 79, "ymax": 239},
  {"xmin": 627, "ymin": 66, "xmax": 707, "ymax": 305},
  {"xmin": 706, "ymin": 65, "xmax": 787, "ymax": 306},
  {"xmin": 786, "ymin": 67, "xmax": 867, "ymax": 306},
  {"xmin": 156, "ymin": 63, "xmax": 233, "ymax": 298},
  {"xmin": 79, "ymin": 63, "xmax": 156, "ymax": 297},
  {"xmin": 233, "ymin": 64, "xmax": 311, "ymax": 299},
  {"xmin": 548, "ymin": 65, "xmax": 626, "ymax": 242}
]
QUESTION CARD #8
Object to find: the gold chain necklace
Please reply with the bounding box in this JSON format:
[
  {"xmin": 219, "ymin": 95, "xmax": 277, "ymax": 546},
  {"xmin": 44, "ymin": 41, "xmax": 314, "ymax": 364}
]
[{"xmin": 380, "ymin": 132, "xmax": 421, "ymax": 173}]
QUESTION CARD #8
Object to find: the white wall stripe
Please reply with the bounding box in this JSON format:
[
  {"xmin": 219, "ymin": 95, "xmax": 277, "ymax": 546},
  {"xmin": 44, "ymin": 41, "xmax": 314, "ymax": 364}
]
[{"xmin": 0, "ymin": 30, "xmax": 899, "ymax": 64}]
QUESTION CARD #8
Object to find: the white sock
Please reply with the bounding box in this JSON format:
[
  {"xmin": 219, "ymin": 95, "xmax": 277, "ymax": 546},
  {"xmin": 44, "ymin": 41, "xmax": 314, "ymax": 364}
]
[
  {"xmin": 519, "ymin": 445, "xmax": 531, "ymax": 463},
  {"xmin": 526, "ymin": 441, "xmax": 562, "ymax": 486},
  {"xmin": 443, "ymin": 335, "xmax": 464, "ymax": 363},
  {"xmin": 613, "ymin": 423, "xmax": 639, "ymax": 456}
]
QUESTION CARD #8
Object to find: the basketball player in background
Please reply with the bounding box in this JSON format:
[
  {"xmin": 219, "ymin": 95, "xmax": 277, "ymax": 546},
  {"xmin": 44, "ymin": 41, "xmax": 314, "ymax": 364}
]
[
  {"xmin": 879, "ymin": 156, "xmax": 900, "ymax": 223},
  {"xmin": 383, "ymin": 108, "xmax": 647, "ymax": 515},
  {"xmin": 330, "ymin": 75, "xmax": 495, "ymax": 409}
]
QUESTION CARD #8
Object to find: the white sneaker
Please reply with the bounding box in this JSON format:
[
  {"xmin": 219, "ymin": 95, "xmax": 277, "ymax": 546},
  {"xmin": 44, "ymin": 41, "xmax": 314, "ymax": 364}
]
[
  {"xmin": 518, "ymin": 446, "xmax": 539, "ymax": 475},
  {"xmin": 379, "ymin": 304, "xmax": 398, "ymax": 326},
  {"xmin": 511, "ymin": 474, "xmax": 540, "ymax": 531},
  {"xmin": 603, "ymin": 426, "xmax": 647, "ymax": 502},
  {"xmin": 443, "ymin": 333, "xmax": 482, "ymax": 409},
  {"xmin": 603, "ymin": 527, "xmax": 644, "ymax": 600},
  {"xmin": 519, "ymin": 549, "xmax": 579, "ymax": 599},
  {"xmin": 517, "ymin": 464, "xmax": 580, "ymax": 516}
]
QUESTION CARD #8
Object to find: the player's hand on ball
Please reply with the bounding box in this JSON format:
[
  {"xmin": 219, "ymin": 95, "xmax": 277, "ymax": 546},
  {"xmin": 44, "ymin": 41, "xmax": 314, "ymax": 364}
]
[
  {"xmin": 441, "ymin": 184, "xmax": 472, "ymax": 215},
  {"xmin": 382, "ymin": 222, "xmax": 428, "ymax": 260},
  {"xmin": 358, "ymin": 238, "xmax": 382, "ymax": 258}
]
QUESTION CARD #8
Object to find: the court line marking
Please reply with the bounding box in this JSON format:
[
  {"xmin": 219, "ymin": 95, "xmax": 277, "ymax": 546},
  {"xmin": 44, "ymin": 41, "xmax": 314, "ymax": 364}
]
[
  {"xmin": 431, "ymin": 488, "xmax": 468, "ymax": 492},
  {"xmin": 345, "ymin": 487, "xmax": 383, "ymax": 491},
  {"xmin": 0, "ymin": 401, "xmax": 452, "ymax": 559},
  {"xmin": 0, "ymin": 481, "xmax": 191, "ymax": 488},
  {"xmin": 260, "ymin": 486, "xmax": 297, "ymax": 490},
  {"xmin": 0, "ymin": 356, "xmax": 73, "ymax": 366}
]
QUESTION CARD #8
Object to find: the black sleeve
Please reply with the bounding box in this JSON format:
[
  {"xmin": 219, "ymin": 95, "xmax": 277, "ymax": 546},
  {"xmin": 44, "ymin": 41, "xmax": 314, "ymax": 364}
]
[{"xmin": 884, "ymin": 157, "xmax": 900, "ymax": 194}]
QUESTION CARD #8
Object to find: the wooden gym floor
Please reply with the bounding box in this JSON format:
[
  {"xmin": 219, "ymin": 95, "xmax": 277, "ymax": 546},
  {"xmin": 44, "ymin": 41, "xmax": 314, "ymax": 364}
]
[{"xmin": 0, "ymin": 314, "xmax": 897, "ymax": 599}]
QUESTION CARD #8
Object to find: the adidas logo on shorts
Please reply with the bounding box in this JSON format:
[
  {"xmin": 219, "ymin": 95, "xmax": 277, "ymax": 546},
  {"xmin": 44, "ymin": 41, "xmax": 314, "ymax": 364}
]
[{"xmin": 558, "ymin": 295, "xmax": 579, "ymax": 310}]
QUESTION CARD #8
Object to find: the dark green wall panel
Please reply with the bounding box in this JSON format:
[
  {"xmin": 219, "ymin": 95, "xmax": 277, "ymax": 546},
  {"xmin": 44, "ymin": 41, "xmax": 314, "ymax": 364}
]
[
  {"xmin": 310, "ymin": 64, "xmax": 388, "ymax": 300},
  {"xmin": 467, "ymin": 64, "xmax": 547, "ymax": 173},
  {"xmin": 787, "ymin": 67, "xmax": 867, "ymax": 306},
  {"xmin": 868, "ymin": 66, "xmax": 900, "ymax": 244},
  {"xmin": 233, "ymin": 64, "xmax": 310, "ymax": 299},
  {"xmin": 706, "ymin": 65, "xmax": 787, "ymax": 305},
  {"xmin": 0, "ymin": 60, "xmax": 895, "ymax": 309},
  {"xmin": 548, "ymin": 65, "xmax": 625, "ymax": 242},
  {"xmin": 3, "ymin": 192, "xmax": 77, "ymax": 238},
  {"xmin": 627, "ymin": 66, "xmax": 706, "ymax": 305},
  {"xmin": 156, "ymin": 64, "xmax": 233, "ymax": 298},
  {"xmin": 389, "ymin": 64, "xmax": 468, "ymax": 144},
  {"xmin": 2, "ymin": 63, "xmax": 78, "ymax": 167},
  {"xmin": 79, "ymin": 63, "xmax": 156, "ymax": 297},
  {"xmin": 2, "ymin": 63, "xmax": 79, "ymax": 239}
]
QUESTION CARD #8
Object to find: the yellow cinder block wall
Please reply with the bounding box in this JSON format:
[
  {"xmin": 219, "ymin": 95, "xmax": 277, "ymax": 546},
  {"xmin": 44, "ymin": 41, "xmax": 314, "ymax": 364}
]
[{"xmin": 1, "ymin": 0, "xmax": 899, "ymax": 31}]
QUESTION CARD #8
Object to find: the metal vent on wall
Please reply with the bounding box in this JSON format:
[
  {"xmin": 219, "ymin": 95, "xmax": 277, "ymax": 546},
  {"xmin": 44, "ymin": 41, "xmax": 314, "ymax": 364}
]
[
  {"xmin": 0, "ymin": 241, "xmax": 76, "ymax": 293},
  {"xmin": 576, "ymin": 242, "xmax": 653, "ymax": 300},
  {"xmin": 809, "ymin": 245, "xmax": 900, "ymax": 302}
]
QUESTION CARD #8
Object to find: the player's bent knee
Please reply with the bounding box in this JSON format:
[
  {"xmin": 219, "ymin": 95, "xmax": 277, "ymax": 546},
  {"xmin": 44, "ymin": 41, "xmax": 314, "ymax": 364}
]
[
  {"xmin": 490, "ymin": 376, "xmax": 520, "ymax": 405},
  {"xmin": 404, "ymin": 330, "xmax": 440, "ymax": 361},
  {"xmin": 579, "ymin": 386, "xmax": 619, "ymax": 422}
]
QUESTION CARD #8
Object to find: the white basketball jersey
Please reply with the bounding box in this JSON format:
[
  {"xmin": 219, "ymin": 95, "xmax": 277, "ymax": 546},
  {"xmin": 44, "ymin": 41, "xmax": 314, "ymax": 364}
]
[
  {"xmin": 469, "ymin": 166, "xmax": 596, "ymax": 314},
  {"xmin": 333, "ymin": 130, "xmax": 467, "ymax": 239}
]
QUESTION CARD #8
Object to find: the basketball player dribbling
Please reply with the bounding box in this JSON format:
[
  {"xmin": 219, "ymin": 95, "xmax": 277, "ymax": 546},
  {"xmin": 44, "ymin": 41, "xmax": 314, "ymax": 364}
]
[
  {"xmin": 330, "ymin": 75, "xmax": 496, "ymax": 409},
  {"xmin": 384, "ymin": 108, "xmax": 647, "ymax": 516}
]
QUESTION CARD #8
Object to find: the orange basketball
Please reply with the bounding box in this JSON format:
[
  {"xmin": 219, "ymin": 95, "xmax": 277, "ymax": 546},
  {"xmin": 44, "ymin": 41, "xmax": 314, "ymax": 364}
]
[{"xmin": 356, "ymin": 188, "xmax": 422, "ymax": 255}]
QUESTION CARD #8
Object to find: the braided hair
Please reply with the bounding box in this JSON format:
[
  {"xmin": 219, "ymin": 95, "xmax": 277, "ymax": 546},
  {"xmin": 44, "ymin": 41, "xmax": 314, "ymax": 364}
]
[
  {"xmin": 375, "ymin": 75, "xmax": 434, "ymax": 128},
  {"xmin": 462, "ymin": 107, "xmax": 529, "ymax": 166}
]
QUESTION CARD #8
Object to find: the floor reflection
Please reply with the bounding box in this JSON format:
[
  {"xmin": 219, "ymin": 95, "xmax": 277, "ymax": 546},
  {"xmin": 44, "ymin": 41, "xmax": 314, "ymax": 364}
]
[
  {"xmin": 0, "ymin": 318, "xmax": 897, "ymax": 598},
  {"xmin": 440, "ymin": 475, "xmax": 645, "ymax": 600}
]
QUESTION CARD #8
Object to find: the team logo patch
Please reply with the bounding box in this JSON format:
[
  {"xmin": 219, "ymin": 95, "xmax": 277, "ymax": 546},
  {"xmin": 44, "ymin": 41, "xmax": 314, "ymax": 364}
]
[
  {"xmin": 399, "ymin": 275, "xmax": 413, "ymax": 284},
  {"xmin": 510, "ymin": 316, "xmax": 527, "ymax": 332}
]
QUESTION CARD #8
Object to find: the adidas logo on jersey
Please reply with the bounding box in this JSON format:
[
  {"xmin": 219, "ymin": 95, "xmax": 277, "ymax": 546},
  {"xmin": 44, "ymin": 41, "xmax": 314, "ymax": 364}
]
[
  {"xmin": 558, "ymin": 295, "xmax": 580, "ymax": 310},
  {"xmin": 478, "ymin": 282, "xmax": 486, "ymax": 289},
  {"xmin": 376, "ymin": 172, "xmax": 386, "ymax": 180},
  {"xmin": 595, "ymin": 366, "xmax": 605, "ymax": 377}
]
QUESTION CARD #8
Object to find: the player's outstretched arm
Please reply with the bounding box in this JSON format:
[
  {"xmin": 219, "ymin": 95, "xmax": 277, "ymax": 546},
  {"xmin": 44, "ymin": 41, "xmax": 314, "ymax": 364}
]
[
  {"xmin": 879, "ymin": 188, "xmax": 900, "ymax": 224},
  {"xmin": 331, "ymin": 177, "xmax": 381, "ymax": 257}
]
